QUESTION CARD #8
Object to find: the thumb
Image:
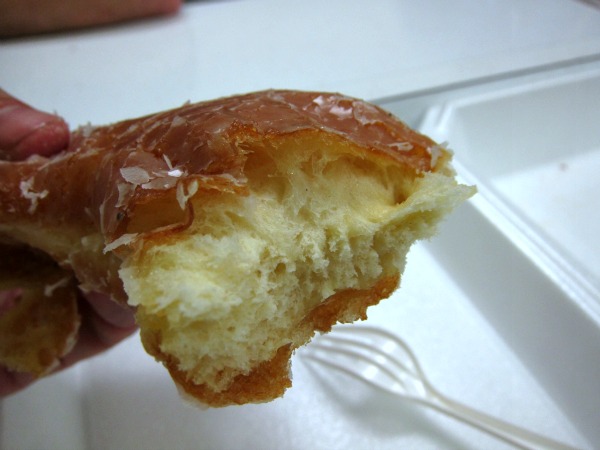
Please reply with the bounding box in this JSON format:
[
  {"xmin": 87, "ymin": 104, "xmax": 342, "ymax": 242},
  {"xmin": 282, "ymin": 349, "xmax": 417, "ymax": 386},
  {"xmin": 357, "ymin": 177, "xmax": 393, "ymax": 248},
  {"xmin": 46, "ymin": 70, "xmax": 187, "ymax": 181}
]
[{"xmin": 0, "ymin": 89, "xmax": 69, "ymax": 161}]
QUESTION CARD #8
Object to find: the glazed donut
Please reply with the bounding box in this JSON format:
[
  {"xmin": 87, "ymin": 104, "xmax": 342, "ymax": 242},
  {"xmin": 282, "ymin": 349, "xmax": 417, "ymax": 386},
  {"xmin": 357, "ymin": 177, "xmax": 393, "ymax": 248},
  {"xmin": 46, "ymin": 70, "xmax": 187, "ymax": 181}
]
[{"xmin": 0, "ymin": 90, "xmax": 474, "ymax": 406}]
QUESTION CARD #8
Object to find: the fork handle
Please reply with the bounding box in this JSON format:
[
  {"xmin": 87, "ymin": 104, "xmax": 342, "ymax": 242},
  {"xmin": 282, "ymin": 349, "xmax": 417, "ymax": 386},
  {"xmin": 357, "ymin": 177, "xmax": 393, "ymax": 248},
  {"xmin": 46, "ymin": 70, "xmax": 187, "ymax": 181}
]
[{"xmin": 410, "ymin": 389, "xmax": 580, "ymax": 450}]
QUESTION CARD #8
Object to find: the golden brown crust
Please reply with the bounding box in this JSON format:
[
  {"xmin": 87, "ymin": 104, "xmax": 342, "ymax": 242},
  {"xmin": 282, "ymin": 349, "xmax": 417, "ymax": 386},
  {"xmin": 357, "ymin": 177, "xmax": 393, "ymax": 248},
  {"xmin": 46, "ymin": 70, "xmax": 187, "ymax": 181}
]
[
  {"xmin": 0, "ymin": 90, "xmax": 446, "ymax": 299},
  {"xmin": 0, "ymin": 90, "xmax": 441, "ymax": 248},
  {"xmin": 149, "ymin": 275, "xmax": 400, "ymax": 407},
  {"xmin": 302, "ymin": 274, "xmax": 400, "ymax": 333},
  {"xmin": 0, "ymin": 90, "xmax": 462, "ymax": 403},
  {"xmin": 170, "ymin": 345, "xmax": 294, "ymax": 407}
]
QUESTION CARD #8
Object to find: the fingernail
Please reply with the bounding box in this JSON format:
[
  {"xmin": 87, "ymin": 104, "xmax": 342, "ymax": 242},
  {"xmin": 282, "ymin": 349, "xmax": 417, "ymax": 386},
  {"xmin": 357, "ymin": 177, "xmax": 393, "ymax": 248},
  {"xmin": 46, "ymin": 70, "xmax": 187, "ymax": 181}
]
[{"xmin": 0, "ymin": 102, "xmax": 69, "ymax": 161}]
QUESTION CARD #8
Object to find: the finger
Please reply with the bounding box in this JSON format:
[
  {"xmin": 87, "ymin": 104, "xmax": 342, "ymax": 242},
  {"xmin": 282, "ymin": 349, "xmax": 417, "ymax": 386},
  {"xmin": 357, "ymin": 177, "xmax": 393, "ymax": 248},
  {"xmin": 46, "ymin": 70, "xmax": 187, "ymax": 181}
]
[
  {"xmin": 0, "ymin": 89, "xmax": 69, "ymax": 161},
  {"xmin": 0, "ymin": 369, "xmax": 35, "ymax": 397},
  {"xmin": 59, "ymin": 292, "xmax": 138, "ymax": 369},
  {"xmin": 84, "ymin": 291, "xmax": 137, "ymax": 330}
]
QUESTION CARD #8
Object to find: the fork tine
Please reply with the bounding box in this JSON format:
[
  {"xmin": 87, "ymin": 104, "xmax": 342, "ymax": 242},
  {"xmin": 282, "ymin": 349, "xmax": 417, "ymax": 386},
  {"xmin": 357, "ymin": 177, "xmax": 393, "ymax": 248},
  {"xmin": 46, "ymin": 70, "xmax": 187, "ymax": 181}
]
[
  {"xmin": 310, "ymin": 334, "xmax": 414, "ymax": 388},
  {"xmin": 307, "ymin": 326, "xmax": 428, "ymax": 396},
  {"xmin": 305, "ymin": 341, "xmax": 403, "ymax": 396},
  {"xmin": 329, "ymin": 325, "xmax": 434, "ymax": 386},
  {"xmin": 305, "ymin": 325, "xmax": 581, "ymax": 450},
  {"xmin": 313, "ymin": 336, "xmax": 402, "ymax": 382}
]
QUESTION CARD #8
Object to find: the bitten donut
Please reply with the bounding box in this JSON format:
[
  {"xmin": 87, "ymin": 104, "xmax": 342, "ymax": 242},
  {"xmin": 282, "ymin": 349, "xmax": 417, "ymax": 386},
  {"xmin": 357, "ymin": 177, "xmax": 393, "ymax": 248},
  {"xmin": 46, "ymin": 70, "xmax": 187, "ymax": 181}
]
[{"xmin": 0, "ymin": 90, "xmax": 474, "ymax": 406}]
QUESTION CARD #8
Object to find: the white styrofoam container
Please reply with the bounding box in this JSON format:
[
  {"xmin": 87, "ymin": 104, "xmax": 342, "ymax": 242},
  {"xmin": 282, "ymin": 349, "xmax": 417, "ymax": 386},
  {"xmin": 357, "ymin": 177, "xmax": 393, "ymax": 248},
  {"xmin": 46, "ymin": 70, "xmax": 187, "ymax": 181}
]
[
  {"xmin": 419, "ymin": 65, "xmax": 600, "ymax": 317},
  {"xmin": 413, "ymin": 62, "xmax": 600, "ymax": 447}
]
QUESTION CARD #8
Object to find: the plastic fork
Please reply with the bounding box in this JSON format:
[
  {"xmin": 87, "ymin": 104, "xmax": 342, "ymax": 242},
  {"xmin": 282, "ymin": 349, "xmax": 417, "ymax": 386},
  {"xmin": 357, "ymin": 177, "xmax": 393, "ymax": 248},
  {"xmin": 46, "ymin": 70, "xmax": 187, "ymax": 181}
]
[{"xmin": 303, "ymin": 325, "xmax": 580, "ymax": 450}]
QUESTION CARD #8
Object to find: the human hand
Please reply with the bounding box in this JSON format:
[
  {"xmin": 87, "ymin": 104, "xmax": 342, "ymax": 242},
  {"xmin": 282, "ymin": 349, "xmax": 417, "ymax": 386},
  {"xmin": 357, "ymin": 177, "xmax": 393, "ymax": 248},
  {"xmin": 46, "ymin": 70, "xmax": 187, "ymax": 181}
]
[
  {"xmin": 0, "ymin": 0, "xmax": 182, "ymax": 38},
  {"xmin": 0, "ymin": 89, "xmax": 138, "ymax": 397},
  {"xmin": 0, "ymin": 89, "xmax": 70, "ymax": 160}
]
